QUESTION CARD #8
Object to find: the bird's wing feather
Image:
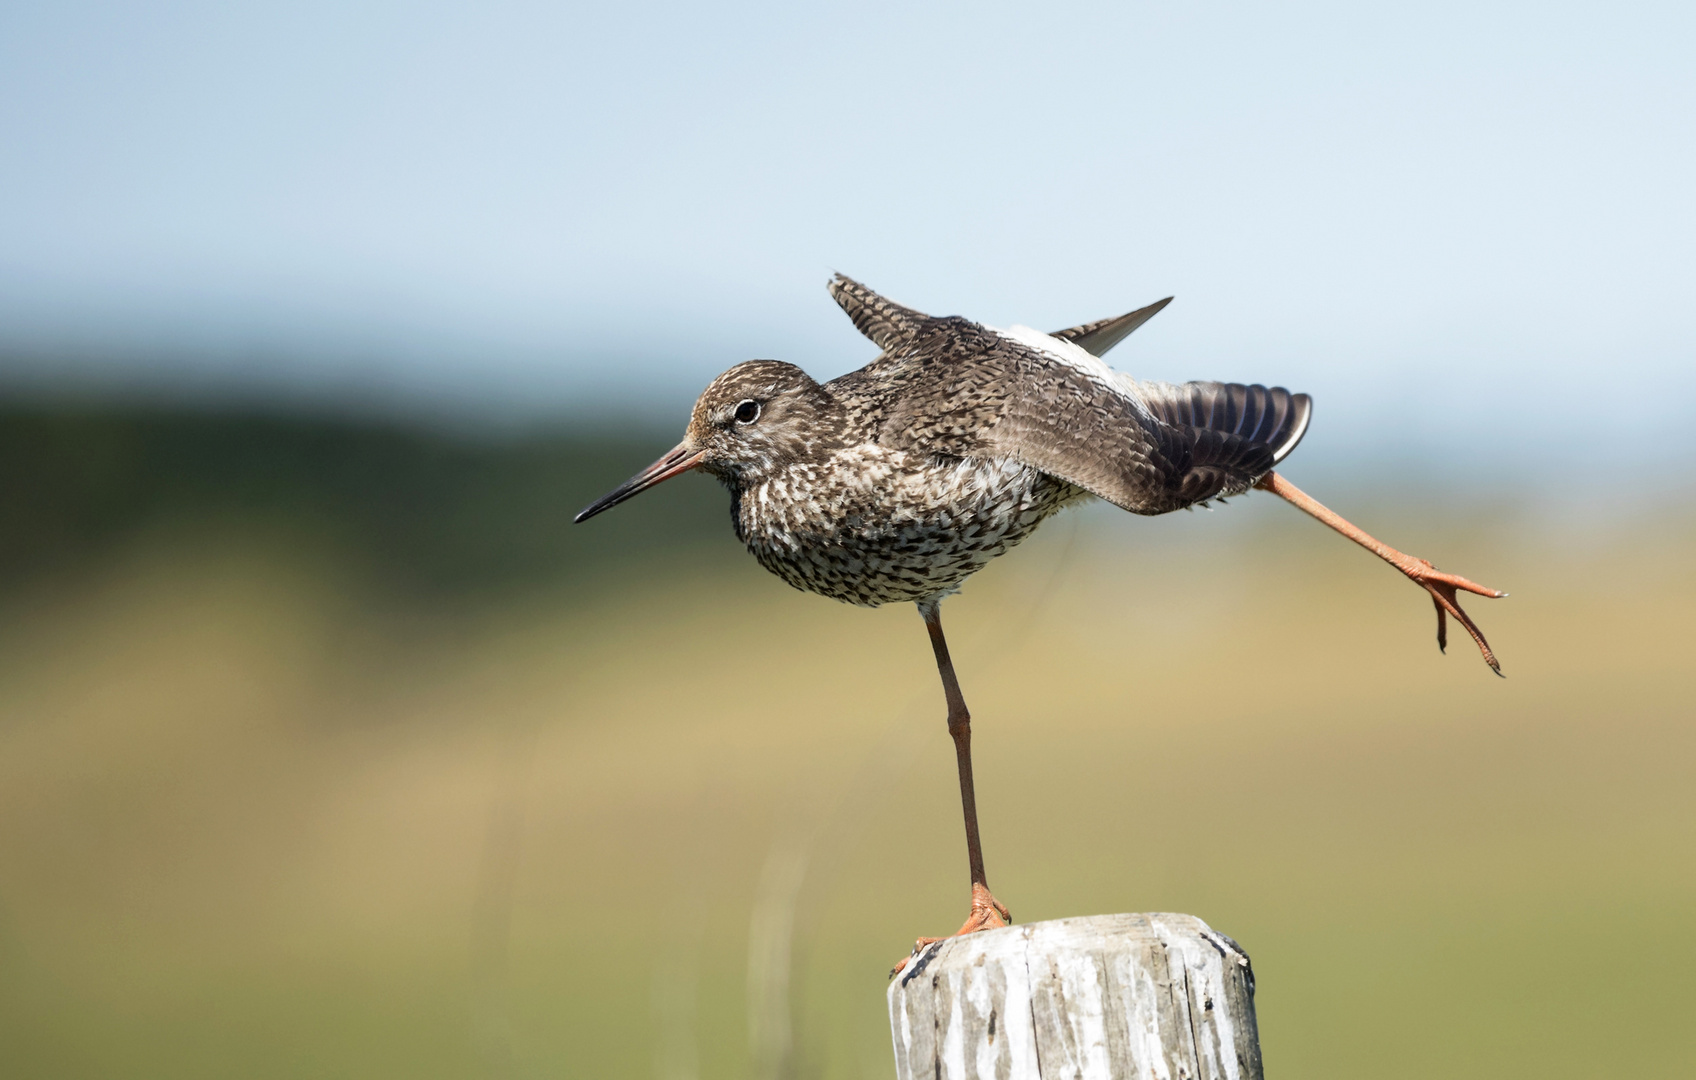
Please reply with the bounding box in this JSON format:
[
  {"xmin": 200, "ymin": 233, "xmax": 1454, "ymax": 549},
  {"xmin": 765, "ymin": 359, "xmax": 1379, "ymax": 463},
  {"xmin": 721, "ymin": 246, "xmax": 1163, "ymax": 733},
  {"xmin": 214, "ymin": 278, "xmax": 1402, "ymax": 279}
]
[
  {"xmin": 828, "ymin": 274, "xmax": 932, "ymax": 352},
  {"xmin": 1135, "ymin": 378, "xmax": 1312, "ymax": 466},
  {"xmin": 1132, "ymin": 378, "xmax": 1313, "ymax": 504},
  {"xmin": 1049, "ymin": 297, "xmax": 1173, "ymax": 357},
  {"xmin": 871, "ymin": 320, "xmax": 1310, "ymax": 514},
  {"xmin": 976, "ymin": 325, "xmax": 1194, "ymax": 513}
]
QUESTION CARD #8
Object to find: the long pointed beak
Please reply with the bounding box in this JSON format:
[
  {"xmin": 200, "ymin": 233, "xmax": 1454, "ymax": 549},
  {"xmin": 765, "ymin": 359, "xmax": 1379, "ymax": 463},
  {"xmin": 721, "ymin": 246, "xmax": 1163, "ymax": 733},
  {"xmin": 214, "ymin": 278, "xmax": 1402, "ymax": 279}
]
[{"xmin": 574, "ymin": 441, "xmax": 706, "ymax": 523}]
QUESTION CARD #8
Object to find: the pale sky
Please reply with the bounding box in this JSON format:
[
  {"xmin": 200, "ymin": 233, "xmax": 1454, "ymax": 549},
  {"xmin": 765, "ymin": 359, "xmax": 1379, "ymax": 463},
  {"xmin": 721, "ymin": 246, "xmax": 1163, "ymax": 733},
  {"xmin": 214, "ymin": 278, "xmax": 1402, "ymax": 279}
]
[{"xmin": 1, "ymin": 1, "xmax": 1692, "ymax": 476}]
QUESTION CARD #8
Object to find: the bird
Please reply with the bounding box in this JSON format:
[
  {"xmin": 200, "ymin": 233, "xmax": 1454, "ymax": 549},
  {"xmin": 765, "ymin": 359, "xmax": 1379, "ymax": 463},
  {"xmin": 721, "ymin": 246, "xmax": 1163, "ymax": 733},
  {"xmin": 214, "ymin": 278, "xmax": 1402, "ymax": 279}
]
[{"xmin": 574, "ymin": 274, "xmax": 1506, "ymax": 970}]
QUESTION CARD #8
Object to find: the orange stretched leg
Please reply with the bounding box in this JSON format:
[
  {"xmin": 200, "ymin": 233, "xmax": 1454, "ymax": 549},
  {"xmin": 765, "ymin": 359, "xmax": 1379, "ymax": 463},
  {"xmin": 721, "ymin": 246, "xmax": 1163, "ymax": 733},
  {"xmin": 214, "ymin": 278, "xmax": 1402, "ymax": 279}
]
[{"xmin": 1255, "ymin": 471, "xmax": 1508, "ymax": 675}]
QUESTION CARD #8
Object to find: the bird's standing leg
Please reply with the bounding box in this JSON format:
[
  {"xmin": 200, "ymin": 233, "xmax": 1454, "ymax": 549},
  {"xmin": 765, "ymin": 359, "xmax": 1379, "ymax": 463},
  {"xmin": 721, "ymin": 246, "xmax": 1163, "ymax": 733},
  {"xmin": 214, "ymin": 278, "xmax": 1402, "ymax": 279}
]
[
  {"xmin": 891, "ymin": 599, "xmax": 1011, "ymax": 976},
  {"xmin": 1254, "ymin": 471, "xmax": 1508, "ymax": 674}
]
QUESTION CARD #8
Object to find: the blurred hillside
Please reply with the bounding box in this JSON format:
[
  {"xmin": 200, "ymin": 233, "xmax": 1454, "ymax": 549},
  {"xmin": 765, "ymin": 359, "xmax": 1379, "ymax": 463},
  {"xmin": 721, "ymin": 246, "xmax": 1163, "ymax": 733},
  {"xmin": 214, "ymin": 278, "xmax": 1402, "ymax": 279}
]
[
  {"xmin": 1, "ymin": 402, "xmax": 1692, "ymax": 1080},
  {"xmin": 0, "ymin": 404, "xmax": 743, "ymax": 600}
]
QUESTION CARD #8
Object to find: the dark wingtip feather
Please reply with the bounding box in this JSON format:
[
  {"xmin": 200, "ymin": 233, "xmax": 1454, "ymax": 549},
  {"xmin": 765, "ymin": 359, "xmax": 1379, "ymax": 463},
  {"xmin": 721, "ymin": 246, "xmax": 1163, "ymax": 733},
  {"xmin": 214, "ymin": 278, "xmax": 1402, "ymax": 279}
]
[
  {"xmin": 1133, "ymin": 381, "xmax": 1314, "ymax": 505},
  {"xmin": 1270, "ymin": 392, "xmax": 1312, "ymax": 464},
  {"xmin": 1051, "ymin": 296, "xmax": 1173, "ymax": 357}
]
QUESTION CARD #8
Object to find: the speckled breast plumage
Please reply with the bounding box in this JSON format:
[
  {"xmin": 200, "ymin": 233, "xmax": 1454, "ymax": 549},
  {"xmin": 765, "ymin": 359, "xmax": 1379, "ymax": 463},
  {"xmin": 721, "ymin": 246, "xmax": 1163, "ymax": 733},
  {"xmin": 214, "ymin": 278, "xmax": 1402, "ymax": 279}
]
[{"xmin": 732, "ymin": 444, "xmax": 1085, "ymax": 606}]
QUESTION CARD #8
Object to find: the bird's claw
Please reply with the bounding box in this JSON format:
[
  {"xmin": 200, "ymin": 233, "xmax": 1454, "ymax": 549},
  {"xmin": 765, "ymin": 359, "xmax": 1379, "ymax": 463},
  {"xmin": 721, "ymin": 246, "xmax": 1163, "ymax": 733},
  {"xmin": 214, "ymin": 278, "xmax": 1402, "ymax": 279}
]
[
  {"xmin": 1397, "ymin": 557, "xmax": 1507, "ymax": 676},
  {"xmin": 889, "ymin": 883, "xmax": 1011, "ymax": 977}
]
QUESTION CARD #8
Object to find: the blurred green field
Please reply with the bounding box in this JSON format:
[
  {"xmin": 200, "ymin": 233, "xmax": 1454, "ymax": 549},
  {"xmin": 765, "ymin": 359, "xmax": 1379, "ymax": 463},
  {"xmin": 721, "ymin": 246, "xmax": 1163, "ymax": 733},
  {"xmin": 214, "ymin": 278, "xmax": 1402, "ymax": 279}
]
[{"xmin": 0, "ymin": 408, "xmax": 1691, "ymax": 1078}]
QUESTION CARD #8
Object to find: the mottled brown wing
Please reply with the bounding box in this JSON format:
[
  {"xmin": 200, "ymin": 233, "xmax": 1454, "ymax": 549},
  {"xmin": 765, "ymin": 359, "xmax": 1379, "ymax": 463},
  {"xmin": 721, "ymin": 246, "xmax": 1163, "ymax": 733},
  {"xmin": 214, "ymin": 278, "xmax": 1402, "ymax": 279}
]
[
  {"xmin": 872, "ymin": 321, "xmax": 1312, "ymax": 514},
  {"xmin": 827, "ymin": 274, "xmax": 932, "ymax": 352},
  {"xmin": 865, "ymin": 319, "xmax": 1191, "ymax": 513},
  {"xmin": 995, "ymin": 372, "xmax": 1312, "ymax": 512},
  {"xmin": 976, "ymin": 344, "xmax": 1194, "ymax": 514}
]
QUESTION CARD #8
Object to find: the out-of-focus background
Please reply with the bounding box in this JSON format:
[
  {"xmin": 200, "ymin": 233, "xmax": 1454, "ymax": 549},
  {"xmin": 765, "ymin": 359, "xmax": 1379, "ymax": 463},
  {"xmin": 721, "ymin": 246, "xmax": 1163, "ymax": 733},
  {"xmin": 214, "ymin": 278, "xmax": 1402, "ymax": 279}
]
[{"xmin": 2, "ymin": 2, "xmax": 1693, "ymax": 1078}]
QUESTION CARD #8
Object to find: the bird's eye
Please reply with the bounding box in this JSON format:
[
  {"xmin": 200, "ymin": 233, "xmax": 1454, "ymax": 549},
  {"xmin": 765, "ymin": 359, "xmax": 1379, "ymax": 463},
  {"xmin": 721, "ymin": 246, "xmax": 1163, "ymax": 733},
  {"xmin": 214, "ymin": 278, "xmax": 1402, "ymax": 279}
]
[{"xmin": 734, "ymin": 399, "xmax": 760, "ymax": 424}]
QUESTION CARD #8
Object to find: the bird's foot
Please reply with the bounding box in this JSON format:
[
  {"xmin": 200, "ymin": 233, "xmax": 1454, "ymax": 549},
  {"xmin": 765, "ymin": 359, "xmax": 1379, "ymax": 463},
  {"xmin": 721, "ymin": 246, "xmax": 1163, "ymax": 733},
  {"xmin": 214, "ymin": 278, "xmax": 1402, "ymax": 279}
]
[
  {"xmin": 1252, "ymin": 472, "xmax": 1509, "ymax": 675},
  {"xmin": 1392, "ymin": 555, "xmax": 1507, "ymax": 676},
  {"xmin": 889, "ymin": 883, "xmax": 1010, "ymax": 978}
]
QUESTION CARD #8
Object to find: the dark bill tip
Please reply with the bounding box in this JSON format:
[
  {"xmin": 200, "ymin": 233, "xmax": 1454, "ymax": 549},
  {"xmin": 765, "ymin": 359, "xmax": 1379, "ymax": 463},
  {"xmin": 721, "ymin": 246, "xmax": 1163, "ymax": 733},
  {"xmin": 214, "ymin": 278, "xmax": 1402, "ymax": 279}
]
[{"xmin": 573, "ymin": 442, "xmax": 704, "ymax": 524}]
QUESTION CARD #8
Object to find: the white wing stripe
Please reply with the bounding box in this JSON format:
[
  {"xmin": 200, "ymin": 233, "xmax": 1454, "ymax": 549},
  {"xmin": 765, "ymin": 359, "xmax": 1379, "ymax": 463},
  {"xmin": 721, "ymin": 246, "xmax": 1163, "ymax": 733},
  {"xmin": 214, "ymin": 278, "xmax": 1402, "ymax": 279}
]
[{"xmin": 989, "ymin": 324, "xmax": 1157, "ymax": 424}]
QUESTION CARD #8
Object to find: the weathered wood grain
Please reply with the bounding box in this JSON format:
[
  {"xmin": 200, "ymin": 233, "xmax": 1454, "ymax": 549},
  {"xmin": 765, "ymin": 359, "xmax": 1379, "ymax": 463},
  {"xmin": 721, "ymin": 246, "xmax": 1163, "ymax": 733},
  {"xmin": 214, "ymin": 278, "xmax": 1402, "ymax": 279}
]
[{"xmin": 888, "ymin": 913, "xmax": 1260, "ymax": 1080}]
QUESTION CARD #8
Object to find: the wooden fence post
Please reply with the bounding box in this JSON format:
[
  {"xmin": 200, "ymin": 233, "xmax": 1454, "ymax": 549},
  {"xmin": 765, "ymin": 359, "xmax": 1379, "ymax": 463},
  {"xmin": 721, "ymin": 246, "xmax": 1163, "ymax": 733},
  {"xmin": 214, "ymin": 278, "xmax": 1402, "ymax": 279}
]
[{"xmin": 887, "ymin": 912, "xmax": 1261, "ymax": 1080}]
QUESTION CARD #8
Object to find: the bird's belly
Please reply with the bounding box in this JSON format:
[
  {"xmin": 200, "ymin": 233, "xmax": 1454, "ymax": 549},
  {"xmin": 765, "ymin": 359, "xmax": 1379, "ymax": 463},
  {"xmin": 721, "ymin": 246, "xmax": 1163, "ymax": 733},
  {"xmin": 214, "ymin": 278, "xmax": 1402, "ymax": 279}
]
[{"xmin": 738, "ymin": 455, "xmax": 1081, "ymax": 606}]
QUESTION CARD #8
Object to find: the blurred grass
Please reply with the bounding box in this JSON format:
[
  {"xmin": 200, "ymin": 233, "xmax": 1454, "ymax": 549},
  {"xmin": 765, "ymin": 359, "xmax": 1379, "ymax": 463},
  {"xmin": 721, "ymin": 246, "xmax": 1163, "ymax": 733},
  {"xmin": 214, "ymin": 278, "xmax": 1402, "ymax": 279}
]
[{"xmin": 0, "ymin": 406, "xmax": 1692, "ymax": 1078}]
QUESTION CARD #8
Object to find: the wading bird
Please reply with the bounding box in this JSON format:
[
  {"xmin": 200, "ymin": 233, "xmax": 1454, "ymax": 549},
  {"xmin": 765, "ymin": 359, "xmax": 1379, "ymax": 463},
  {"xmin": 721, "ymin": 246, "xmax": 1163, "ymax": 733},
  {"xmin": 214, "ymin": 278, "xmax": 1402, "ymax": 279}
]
[{"xmin": 574, "ymin": 276, "xmax": 1505, "ymax": 968}]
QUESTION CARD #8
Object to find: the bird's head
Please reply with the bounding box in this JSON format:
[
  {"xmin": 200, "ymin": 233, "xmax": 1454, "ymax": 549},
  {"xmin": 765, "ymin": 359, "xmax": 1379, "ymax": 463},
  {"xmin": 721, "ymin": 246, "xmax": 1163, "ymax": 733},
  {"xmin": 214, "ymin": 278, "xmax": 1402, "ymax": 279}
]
[{"xmin": 574, "ymin": 360, "xmax": 837, "ymax": 523}]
